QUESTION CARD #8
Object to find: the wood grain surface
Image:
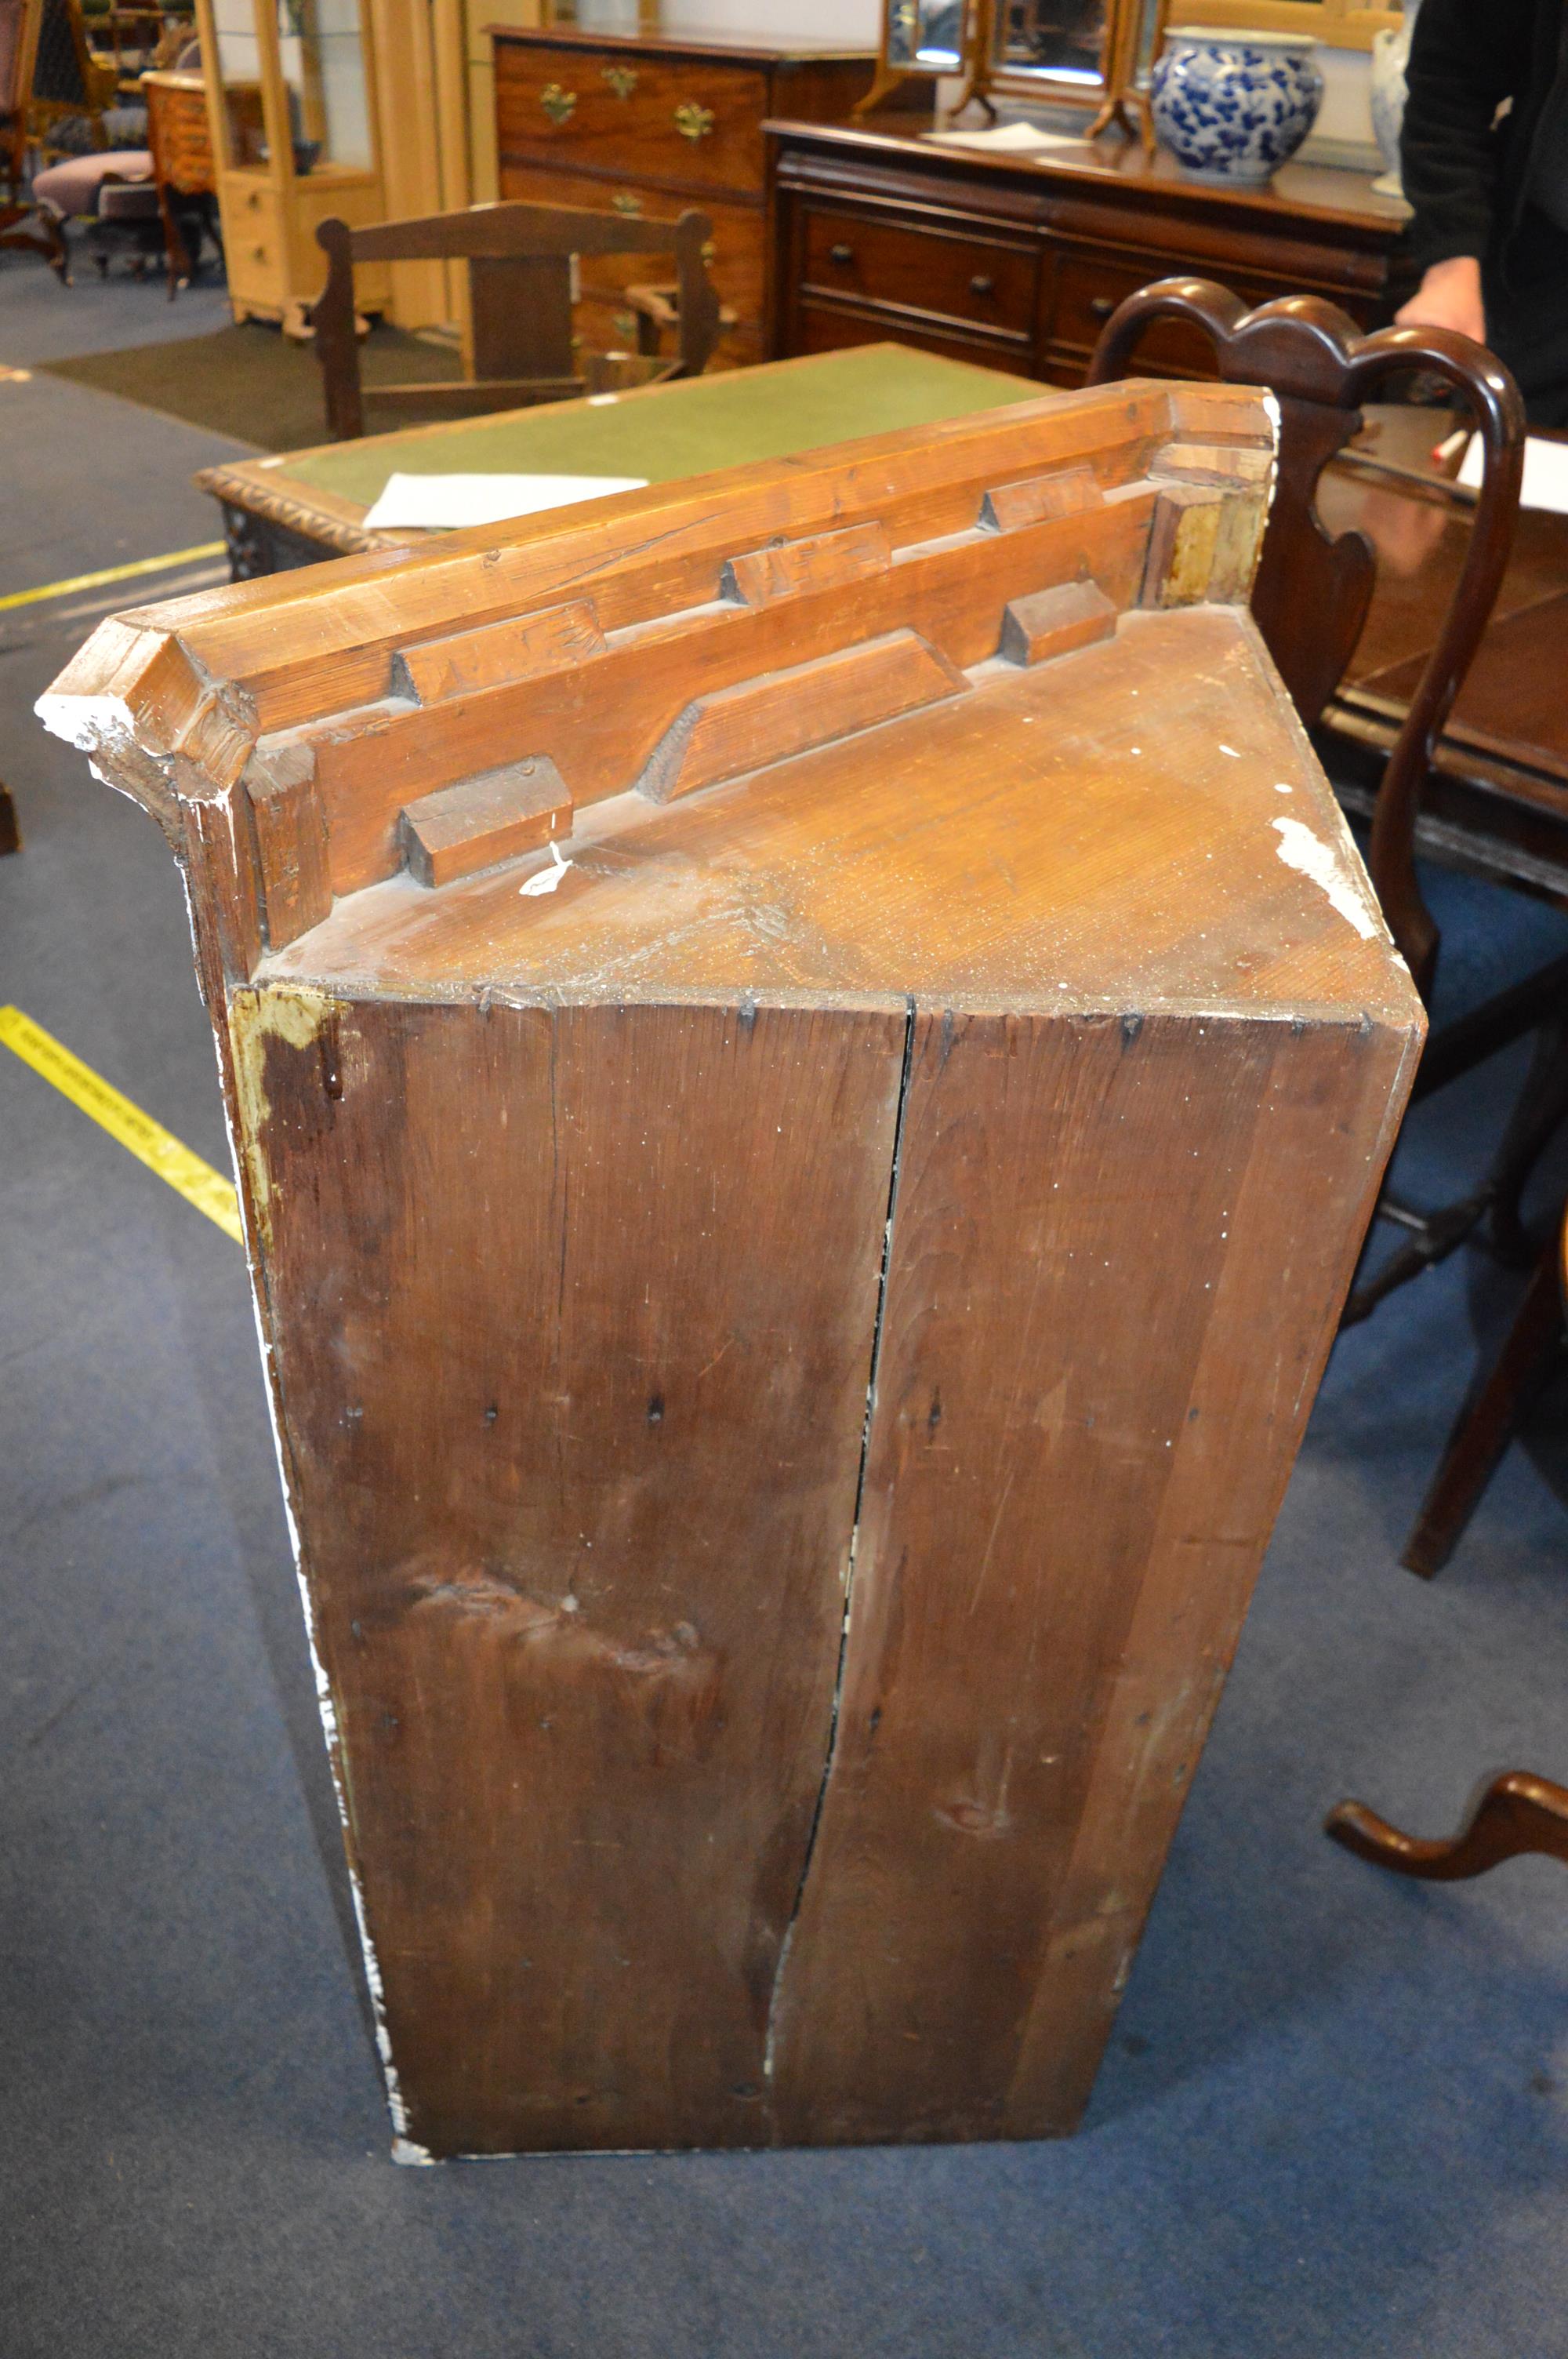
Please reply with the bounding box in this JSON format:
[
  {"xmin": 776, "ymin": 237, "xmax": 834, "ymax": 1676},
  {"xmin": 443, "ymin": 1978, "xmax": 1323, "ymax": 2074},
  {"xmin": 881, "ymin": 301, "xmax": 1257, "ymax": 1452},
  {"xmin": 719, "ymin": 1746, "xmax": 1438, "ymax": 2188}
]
[{"xmin": 234, "ymin": 990, "xmax": 906, "ymax": 2154}]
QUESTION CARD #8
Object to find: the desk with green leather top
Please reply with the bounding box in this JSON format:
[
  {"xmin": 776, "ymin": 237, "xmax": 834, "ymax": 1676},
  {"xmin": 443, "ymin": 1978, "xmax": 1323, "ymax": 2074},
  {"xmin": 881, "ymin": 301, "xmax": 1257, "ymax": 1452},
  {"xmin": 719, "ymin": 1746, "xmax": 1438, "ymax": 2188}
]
[{"xmin": 194, "ymin": 347, "xmax": 1046, "ymax": 580}]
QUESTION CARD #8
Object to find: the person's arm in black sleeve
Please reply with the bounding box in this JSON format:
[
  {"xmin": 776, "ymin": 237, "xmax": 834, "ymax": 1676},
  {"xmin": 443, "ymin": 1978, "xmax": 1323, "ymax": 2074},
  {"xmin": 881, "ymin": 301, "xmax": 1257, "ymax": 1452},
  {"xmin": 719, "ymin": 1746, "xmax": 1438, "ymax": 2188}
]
[{"xmin": 1396, "ymin": 0, "xmax": 1528, "ymax": 343}]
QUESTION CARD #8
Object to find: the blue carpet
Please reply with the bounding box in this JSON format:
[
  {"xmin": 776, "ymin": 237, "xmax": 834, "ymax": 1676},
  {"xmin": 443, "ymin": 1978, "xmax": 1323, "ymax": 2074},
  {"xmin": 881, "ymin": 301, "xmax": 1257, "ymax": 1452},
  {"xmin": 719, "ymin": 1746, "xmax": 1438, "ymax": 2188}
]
[{"xmin": 2, "ymin": 343, "xmax": 1566, "ymax": 2359}]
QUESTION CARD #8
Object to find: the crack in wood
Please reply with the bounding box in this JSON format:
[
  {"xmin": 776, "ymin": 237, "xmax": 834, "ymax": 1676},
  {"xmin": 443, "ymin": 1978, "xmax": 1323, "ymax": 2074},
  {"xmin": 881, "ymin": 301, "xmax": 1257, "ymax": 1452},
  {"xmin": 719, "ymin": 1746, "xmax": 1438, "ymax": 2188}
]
[{"xmin": 763, "ymin": 993, "xmax": 919, "ymax": 2096}]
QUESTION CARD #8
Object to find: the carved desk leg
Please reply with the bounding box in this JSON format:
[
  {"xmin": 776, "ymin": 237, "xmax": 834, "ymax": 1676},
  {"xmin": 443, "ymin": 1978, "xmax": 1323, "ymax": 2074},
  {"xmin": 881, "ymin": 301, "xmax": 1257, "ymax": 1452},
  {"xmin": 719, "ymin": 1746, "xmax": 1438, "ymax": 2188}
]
[{"xmin": 1327, "ymin": 1771, "xmax": 1568, "ymax": 1879}]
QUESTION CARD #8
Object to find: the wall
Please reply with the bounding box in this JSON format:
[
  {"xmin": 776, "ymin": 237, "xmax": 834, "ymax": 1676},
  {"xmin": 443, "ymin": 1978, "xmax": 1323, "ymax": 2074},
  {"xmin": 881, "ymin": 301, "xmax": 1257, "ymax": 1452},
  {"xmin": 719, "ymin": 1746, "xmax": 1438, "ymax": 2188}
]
[{"xmin": 1300, "ymin": 43, "xmax": 1379, "ymax": 169}]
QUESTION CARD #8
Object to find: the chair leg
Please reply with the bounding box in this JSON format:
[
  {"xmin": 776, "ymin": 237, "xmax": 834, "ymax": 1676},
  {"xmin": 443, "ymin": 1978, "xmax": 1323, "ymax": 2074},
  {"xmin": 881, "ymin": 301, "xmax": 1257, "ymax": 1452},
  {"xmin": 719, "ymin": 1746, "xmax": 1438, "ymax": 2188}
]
[
  {"xmin": 1340, "ymin": 1188, "xmax": 1490, "ymax": 1328},
  {"xmin": 1401, "ymin": 1232, "xmax": 1565, "ymax": 1577},
  {"xmin": 1487, "ymin": 1015, "xmax": 1568, "ymax": 1266},
  {"xmin": 0, "ymin": 781, "xmax": 20, "ymax": 856},
  {"xmin": 1326, "ymin": 1770, "xmax": 1568, "ymax": 1879},
  {"xmin": 0, "ymin": 204, "xmax": 69, "ymax": 282}
]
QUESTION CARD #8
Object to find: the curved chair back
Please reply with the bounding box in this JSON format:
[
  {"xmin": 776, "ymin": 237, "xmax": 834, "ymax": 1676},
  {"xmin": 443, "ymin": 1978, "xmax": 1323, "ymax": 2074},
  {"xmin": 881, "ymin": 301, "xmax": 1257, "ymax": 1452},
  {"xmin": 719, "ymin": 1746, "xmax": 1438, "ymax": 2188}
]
[{"xmin": 1089, "ymin": 278, "xmax": 1526, "ymax": 997}]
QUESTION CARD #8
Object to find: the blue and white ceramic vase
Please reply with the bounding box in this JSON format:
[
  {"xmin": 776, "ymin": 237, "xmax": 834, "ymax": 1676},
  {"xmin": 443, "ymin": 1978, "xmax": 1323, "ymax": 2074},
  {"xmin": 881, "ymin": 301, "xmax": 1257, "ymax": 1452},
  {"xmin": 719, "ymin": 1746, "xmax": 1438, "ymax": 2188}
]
[{"xmin": 1152, "ymin": 24, "xmax": 1325, "ymax": 186}]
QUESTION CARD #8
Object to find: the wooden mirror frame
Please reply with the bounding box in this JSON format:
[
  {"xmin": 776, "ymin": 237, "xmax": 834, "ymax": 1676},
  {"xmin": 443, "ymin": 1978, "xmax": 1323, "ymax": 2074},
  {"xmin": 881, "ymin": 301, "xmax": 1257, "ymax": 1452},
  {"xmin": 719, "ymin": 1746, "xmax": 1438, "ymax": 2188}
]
[
  {"xmin": 858, "ymin": 0, "xmax": 1168, "ymax": 145},
  {"xmin": 963, "ymin": 0, "xmax": 1170, "ymax": 142},
  {"xmin": 853, "ymin": 0, "xmax": 985, "ymax": 120}
]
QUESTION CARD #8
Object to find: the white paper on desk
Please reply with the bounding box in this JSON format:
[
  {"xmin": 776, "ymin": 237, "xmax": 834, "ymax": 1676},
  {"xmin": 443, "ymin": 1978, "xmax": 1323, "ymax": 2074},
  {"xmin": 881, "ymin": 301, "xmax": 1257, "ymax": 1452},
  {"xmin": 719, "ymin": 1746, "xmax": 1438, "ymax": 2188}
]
[
  {"xmin": 361, "ymin": 471, "xmax": 648, "ymax": 531},
  {"xmin": 1456, "ymin": 434, "xmax": 1568, "ymax": 514},
  {"xmin": 922, "ymin": 121, "xmax": 1085, "ymax": 153}
]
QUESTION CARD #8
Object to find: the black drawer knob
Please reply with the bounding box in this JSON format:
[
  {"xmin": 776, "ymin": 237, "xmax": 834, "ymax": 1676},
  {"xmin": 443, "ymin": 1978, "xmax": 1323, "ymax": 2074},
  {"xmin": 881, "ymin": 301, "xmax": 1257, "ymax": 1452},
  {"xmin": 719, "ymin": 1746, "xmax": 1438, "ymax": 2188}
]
[
  {"xmin": 1089, "ymin": 295, "xmax": 1116, "ymax": 321},
  {"xmin": 829, "ymin": 242, "xmax": 854, "ymax": 264},
  {"xmin": 970, "ymin": 273, "xmax": 995, "ymax": 297}
]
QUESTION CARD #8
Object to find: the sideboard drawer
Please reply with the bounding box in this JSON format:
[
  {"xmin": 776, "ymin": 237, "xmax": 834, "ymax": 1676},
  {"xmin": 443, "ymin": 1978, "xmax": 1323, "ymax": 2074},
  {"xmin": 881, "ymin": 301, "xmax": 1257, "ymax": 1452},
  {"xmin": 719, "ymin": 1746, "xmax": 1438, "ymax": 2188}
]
[
  {"xmin": 1050, "ymin": 248, "xmax": 1285, "ymax": 370},
  {"xmin": 1051, "ymin": 251, "xmax": 1193, "ymax": 356},
  {"xmin": 801, "ymin": 206, "xmax": 1039, "ymax": 343},
  {"xmin": 495, "ymin": 46, "xmax": 770, "ymax": 196}
]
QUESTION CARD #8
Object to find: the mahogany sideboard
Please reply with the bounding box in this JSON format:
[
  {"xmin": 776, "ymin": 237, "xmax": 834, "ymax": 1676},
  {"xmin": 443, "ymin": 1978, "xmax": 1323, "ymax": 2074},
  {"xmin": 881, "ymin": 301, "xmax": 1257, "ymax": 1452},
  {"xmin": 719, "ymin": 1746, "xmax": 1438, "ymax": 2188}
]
[
  {"xmin": 492, "ymin": 27, "xmax": 902, "ymax": 371},
  {"xmin": 765, "ymin": 120, "xmax": 1411, "ymax": 385}
]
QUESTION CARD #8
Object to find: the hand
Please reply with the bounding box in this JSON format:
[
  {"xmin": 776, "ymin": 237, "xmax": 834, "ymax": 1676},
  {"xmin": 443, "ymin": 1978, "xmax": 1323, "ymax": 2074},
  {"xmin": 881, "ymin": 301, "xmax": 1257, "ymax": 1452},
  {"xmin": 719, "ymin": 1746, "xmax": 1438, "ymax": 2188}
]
[{"xmin": 1395, "ymin": 256, "xmax": 1487, "ymax": 347}]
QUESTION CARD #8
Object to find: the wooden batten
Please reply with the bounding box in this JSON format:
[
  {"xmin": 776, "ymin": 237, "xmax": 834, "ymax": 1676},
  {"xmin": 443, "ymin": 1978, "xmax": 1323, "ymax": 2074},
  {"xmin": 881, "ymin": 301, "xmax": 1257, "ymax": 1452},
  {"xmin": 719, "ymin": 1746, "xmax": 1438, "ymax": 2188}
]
[
  {"xmin": 391, "ymin": 599, "xmax": 607, "ymax": 706},
  {"xmin": 981, "ymin": 466, "xmax": 1105, "ymax": 533},
  {"xmin": 399, "ymin": 758, "xmax": 573, "ymax": 887},
  {"xmin": 1000, "ymin": 581, "xmax": 1119, "ymax": 667},
  {"xmin": 639, "ymin": 631, "xmax": 968, "ymax": 805}
]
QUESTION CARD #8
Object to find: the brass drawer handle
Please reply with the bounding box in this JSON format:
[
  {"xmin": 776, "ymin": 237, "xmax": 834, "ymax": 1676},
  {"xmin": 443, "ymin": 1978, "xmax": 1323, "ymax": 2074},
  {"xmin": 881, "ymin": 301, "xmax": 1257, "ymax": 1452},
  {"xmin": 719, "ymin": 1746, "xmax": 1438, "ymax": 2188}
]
[
  {"xmin": 673, "ymin": 100, "xmax": 715, "ymax": 141},
  {"xmin": 829, "ymin": 242, "xmax": 853, "ymax": 264},
  {"xmin": 1089, "ymin": 296, "xmax": 1116, "ymax": 320},
  {"xmin": 601, "ymin": 64, "xmax": 638, "ymax": 98},
  {"xmin": 611, "ymin": 189, "xmax": 643, "ymax": 216},
  {"xmin": 539, "ymin": 82, "xmax": 576, "ymax": 125},
  {"xmin": 970, "ymin": 273, "xmax": 995, "ymax": 296}
]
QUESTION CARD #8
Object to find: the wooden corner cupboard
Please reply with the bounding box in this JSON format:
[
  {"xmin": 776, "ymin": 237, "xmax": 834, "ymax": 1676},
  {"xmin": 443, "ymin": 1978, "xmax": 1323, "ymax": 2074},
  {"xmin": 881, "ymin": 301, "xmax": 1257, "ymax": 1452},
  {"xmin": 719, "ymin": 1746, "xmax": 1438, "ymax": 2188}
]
[
  {"xmin": 765, "ymin": 118, "xmax": 1411, "ymax": 385},
  {"xmin": 42, "ymin": 378, "xmax": 1421, "ymax": 2159},
  {"xmin": 490, "ymin": 24, "xmax": 898, "ymax": 371}
]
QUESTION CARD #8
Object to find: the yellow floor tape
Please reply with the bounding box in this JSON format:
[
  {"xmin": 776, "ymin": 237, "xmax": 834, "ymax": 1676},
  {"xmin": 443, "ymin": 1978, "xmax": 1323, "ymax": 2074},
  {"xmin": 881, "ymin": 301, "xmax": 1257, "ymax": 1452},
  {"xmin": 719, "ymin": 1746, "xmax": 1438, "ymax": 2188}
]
[
  {"xmin": 0, "ymin": 542, "xmax": 227, "ymax": 616},
  {"xmin": 0, "ymin": 1005, "xmax": 242, "ymax": 1243}
]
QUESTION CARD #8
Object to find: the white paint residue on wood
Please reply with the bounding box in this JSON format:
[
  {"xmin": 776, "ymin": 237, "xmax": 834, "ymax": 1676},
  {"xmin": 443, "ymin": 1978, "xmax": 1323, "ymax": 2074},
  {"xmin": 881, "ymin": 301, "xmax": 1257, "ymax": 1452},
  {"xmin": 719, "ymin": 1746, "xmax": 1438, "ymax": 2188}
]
[
  {"xmin": 1261, "ymin": 389, "xmax": 1283, "ymax": 526},
  {"xmin": 34, "ymin": 687, "xmax": 136, "ymax": 754},
  {"xmin": 1272, "ymin": 816, "xmax": 1377, "ymax": 939}
]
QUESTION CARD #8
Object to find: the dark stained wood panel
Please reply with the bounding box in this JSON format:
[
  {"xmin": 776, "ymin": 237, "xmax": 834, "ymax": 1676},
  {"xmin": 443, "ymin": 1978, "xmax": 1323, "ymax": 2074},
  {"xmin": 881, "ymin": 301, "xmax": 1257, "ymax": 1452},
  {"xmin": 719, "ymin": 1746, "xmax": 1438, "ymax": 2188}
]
[
  {"xmin": 235, "ymin": 989, "xmax": 906, "ymax": 2156},
  {"xmin": 768, "ymin": 1004, "xmax": 1414, "ymax": 2143}
]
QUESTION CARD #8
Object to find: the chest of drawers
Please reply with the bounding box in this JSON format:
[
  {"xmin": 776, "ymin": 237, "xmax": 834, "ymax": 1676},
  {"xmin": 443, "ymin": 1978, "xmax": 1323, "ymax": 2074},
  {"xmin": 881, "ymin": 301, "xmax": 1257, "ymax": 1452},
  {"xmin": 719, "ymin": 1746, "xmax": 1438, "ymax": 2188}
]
[
  {"xmin": 767, "ymin": 121, "xmax": 1410, "ymax": 385},
  {"xmin": 493, "ymin": 29, "xmax": 884, "ymax": 369}
]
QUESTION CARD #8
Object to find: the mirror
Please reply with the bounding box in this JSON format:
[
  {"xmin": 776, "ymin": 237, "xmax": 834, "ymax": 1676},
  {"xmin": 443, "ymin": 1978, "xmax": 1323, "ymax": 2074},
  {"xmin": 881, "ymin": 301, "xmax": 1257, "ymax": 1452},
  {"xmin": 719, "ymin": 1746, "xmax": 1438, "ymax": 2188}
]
[
  {"xmin": 990, "ymin": 0, "xmax": 1109, "ymax": 88},
  {"xmin": 887, "ymin": 0, "xmax": 971, "ymax": 71}
]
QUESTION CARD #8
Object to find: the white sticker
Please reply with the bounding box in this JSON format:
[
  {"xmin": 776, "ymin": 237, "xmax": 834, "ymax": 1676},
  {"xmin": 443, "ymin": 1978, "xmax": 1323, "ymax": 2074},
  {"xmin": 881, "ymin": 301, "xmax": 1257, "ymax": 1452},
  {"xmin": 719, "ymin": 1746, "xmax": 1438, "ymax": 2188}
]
[{"xmin": 519, "ymin": 841, "xmax": 573, "ymax": 898}]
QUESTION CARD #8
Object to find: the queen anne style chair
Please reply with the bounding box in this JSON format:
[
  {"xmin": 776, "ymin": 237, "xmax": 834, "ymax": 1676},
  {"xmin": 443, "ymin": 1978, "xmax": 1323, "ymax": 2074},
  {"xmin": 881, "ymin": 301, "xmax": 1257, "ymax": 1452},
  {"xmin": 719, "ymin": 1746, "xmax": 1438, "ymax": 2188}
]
[
  {"xmin": 1326, "ymin": 1202, "xmax": 1568, "ymax": 1874},
  {"xmin": 312, "ymin": 198, "xmax": 723, "ymax": 443},
  {"xmin": 1090, "ymin": 278, "xmax": 1568, "ymax": 1573},
  {"xmin": 1088, "ymin": 282, "xmax": 1568, "ymax": 1891}
]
